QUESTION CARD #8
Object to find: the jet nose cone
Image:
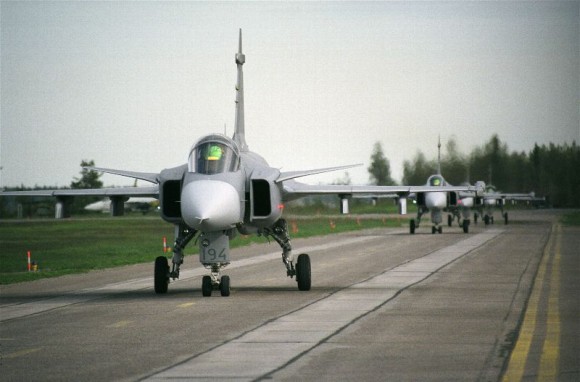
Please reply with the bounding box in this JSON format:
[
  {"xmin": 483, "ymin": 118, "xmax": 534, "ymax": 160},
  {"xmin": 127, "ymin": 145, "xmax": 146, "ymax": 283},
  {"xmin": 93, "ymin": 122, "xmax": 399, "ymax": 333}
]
[
  {"xmin": 425, "ymin": 192, "xmax": 447, "ymax": 209},
  {"xmin": 461, "ymin": 197, "xmax": 474, "ymax": 208},
  {"xmin": 181, "ymin": 180, "xmax": 241, "ymax": 231}
]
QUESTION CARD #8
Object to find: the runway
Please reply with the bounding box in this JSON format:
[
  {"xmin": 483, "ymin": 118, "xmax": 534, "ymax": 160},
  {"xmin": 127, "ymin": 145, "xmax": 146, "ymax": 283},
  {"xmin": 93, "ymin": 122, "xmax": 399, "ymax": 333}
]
[{"xmin": 1, "ymin": 210, "xmax": 578, "ymax": 381}]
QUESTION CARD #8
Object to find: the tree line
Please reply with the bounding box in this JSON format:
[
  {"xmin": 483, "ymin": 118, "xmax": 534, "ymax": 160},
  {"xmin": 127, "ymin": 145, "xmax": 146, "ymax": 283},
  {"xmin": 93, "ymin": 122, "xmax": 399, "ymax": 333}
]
[
  {"xmin": 1, "ymin": 160, "xmax": 104, "ymax": 218},
  {"xmin": 2, "ymin": 137, "xmax": 579, "ymax": 218},
  {"xmin": 369, "ymin": 135, "xmax": 579, "ymax": 207}
]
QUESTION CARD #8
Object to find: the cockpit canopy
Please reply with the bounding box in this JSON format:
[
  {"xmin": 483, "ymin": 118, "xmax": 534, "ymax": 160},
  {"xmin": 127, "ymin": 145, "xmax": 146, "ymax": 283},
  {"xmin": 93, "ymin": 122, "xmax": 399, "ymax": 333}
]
[
  {"xmin": 188, "ymin": 134, "xmax": 241, "ymax": 175},
  {"xmin": 428, "ymin": 175, "xmax": 445, "ymax": 187}
]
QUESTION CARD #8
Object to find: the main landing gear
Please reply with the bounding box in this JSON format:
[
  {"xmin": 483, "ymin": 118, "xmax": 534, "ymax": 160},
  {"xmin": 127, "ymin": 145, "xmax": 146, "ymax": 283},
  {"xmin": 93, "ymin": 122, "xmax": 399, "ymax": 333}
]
[
  {"xmin": 484, "ymin": 214, "xmax": 494, "ymax": 226},
  {"xmin": 154, "ymin": 219, "xmax": 312, "ymax": 296},
  {"xmin": 447, "ymin": 213, "xmax": 470, "ymax": 233},
  {"xmin": 264, "ymin": 219, "xmax": 311, "ymax": 291},
  {"xmin": 410, "ymin": 207, "xmax": 423, "ymax": 234},
  {"xmin": 154, "ymin": 225, "xmax": 197, "ymax": 295},
  {"xmin": 483, "ymin": 212, "xmax": 508, "ymax": 226}
]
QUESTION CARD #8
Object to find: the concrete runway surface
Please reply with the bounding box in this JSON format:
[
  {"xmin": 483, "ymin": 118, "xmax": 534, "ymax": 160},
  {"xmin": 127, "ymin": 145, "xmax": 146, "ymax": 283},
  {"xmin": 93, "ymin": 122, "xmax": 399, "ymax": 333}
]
[{"xmin": 1, "ymin": 210, "xmax": 578, "ymax": 381}]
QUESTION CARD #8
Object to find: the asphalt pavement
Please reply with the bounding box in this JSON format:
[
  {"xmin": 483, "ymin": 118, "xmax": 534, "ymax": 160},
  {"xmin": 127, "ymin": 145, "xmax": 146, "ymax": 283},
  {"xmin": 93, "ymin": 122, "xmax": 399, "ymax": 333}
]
[{"xmin": 0, "ymin": 209, "xmax": 577, "ymax": 381}]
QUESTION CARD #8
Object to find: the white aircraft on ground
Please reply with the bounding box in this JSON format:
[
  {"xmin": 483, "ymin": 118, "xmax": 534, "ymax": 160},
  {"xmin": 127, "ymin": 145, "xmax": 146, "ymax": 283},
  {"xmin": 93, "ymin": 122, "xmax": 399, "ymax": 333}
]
[
  {"xmin": 473, "ymin": 185, "xmax": 544, "ymax": 225},
  {"xmin": 84, "ymin": 197, "xmax": 158, "ymax": 214},
  {"xmin": 2, "ymin": 30, "xmax": 482, "ymax": 296},
  {"xmin": 408, "ymin": 139, "xmax": 485, "ymax": 234}
]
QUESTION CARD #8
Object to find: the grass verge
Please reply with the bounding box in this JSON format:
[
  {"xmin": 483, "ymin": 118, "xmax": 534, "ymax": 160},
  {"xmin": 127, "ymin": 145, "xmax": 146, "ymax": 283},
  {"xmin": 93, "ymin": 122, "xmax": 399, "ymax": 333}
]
[
  {"xmin": 561, "ymin": 211, "xmax": 580, "ymax": 226},
  {"xmin": 0, "ymin": 215, "xmax": 405, "ymax": 284}
]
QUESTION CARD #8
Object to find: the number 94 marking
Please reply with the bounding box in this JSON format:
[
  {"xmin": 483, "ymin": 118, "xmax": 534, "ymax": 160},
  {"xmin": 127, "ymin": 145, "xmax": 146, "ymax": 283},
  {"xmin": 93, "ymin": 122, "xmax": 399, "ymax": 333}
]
[{"xmin": 202, "ymin": 247, "xmax": 228, "ymax": 262}]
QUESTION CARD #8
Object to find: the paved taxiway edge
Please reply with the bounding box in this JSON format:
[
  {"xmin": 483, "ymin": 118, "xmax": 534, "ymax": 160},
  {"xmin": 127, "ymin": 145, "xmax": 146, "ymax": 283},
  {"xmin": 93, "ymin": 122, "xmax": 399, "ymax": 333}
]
[
  {"xmin": 0, "ymin": 232, "xmax": 404, "ymax": 323},
  {"xmin": 143, "ymin": 229, "xmax": 504, "ymax": 381}
]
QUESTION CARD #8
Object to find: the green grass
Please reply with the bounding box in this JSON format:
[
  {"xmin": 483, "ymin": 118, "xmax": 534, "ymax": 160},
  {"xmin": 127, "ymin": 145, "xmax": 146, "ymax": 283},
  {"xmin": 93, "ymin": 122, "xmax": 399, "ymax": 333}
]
[
  {"xmin": 561, "ymin": 211, "xmax": 580, "ymax": 226},
  {"xmin": 0, "ymin": 215, "xmax": 405, "ymax": 284},
  {"xmin": 283, "ymin": 199, "xmax": 417, "ymax": 216}
]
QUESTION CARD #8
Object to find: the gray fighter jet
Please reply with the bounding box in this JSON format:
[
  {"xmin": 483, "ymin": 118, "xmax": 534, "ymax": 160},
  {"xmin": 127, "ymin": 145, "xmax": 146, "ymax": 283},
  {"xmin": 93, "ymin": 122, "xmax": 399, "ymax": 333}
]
[
  {"xmin": 2, "ymin": 30, "xmax": 482, "ymax": 296},
  {"xmin": 408, "ymin": 139, "xmax": 485, "ymax": 234},
  {"xmin": 474, "ymin": 185, "xmax": 544, "ymax": 225}
]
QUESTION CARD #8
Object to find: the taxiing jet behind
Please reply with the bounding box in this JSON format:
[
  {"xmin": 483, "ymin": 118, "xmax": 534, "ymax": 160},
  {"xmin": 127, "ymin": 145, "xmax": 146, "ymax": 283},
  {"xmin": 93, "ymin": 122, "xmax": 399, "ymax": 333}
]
[
  {"xmin": 408, "ymin": 139, "xmax": 482, "ymax": 234},
  {"xmin": 475, "ymin": 185, "xmax": 544, "ymax": 225},
  {"xmin": 2, "ymin": 30, "xmax": 482, "ymax": 296}
]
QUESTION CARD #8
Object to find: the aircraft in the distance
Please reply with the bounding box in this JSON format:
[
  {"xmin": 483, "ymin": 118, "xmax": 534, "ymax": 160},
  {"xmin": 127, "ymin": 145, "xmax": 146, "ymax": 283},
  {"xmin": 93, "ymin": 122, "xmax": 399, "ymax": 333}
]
[
  {"xmin": 408, "ymin": 139, "xmax": 485, "ymax": 235},
  {"xmin": 84, "ymin": 197, "xmax": 158, "ymax": 214},
  {"xmin": 474, "ymin": 184, "xmax": 544, "ymax": 225},
  {"xmin": 2, "ymin": 30, "xmax": 482, "ymax": 296}
]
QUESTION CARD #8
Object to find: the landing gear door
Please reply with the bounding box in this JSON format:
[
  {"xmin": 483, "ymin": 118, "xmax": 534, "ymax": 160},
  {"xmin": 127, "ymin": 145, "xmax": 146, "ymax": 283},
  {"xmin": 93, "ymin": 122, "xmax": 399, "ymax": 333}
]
[{"xmin": 199, "ymin": 232, "xmax": 230, "ymax": 264}]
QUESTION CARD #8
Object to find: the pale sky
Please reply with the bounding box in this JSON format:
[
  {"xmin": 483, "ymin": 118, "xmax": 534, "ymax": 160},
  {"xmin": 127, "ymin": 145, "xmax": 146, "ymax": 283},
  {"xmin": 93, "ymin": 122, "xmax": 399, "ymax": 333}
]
[{"xmin": 1, "ymin": 1, "xmax": 579, "ymax": 188}]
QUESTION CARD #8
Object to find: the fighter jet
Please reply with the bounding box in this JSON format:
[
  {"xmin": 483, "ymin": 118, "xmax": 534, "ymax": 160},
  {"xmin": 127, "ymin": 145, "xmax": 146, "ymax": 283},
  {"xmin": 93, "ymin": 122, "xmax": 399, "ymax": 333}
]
[
  {"xmin": 444, "ymin": 181, "xmax": 487, "ymax": 230},
  {"xmin": 408, "ymin": 139, "xmax": 483, "ymax": 234},
  {"xmin": 2, "ymin": 30, "xmax": 482, "ymax": 296},
  {"xmin": 474, "ymin": 184, "xmax": 543, "ymax": 225},
  {"xmin": 84, "ymin": 197, "xmax": 158, "ymax": 214}
]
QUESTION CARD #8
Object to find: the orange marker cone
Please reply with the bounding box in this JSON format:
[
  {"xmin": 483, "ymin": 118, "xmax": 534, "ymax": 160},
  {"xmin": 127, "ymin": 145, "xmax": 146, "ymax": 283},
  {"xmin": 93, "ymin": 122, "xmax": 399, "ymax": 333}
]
[{"xmin": 291, "ymin": 220, "xmax": 298, "ymax": 234}]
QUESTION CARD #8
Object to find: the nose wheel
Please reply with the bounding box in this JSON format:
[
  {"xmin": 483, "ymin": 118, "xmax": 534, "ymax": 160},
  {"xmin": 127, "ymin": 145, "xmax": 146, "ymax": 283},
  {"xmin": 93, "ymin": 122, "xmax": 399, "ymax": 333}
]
[{"xmin": 202, "ymin": 274, "xmax": 231, "ymax": 297}]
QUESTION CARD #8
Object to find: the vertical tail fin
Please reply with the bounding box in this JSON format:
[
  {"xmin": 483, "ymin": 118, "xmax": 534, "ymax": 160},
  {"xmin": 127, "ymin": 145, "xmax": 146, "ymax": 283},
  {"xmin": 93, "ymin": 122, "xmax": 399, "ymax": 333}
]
[
  {"xmin": 437, "ymin": 135, "xmax": 442, "ymax": 175},
  {"xmin": 233, "ymin": 29, "xmax": 248, "ymax": 151}
]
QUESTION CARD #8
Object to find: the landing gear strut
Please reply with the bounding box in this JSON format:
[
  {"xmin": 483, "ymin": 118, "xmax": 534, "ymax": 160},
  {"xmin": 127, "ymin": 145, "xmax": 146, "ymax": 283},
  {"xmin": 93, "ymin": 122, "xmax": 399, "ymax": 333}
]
[
  {"xmin": 264, "ymin": 219, "xmax": 311, "ymax": 291},
  {"xmin": 154, "ymin": 225, "xmax": 197, "ymax": 295},
  {"xmin": 199, "ymin": 231, "xmax": 232, "ymax": 297},
  {"xmin": 410, "ymin": 207, "xmax": 426, "ymax": 234}
]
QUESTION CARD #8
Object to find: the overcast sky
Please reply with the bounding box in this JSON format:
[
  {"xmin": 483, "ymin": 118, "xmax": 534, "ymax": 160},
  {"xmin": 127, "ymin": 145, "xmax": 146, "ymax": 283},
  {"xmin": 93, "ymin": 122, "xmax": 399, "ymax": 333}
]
[{"xmin": 1, "ymin": 1, "xmax": 578, "ymax": 188}]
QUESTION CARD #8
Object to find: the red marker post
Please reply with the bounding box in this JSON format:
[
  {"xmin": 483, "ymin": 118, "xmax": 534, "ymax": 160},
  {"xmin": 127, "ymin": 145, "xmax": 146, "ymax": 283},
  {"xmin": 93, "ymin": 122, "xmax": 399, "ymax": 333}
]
[
  {"xmin": 163, "ymin": 237, "xmax": 167, "ymax": 253},
  {"xmin": 27, "ymin": 251, "xmax": 31, "ymax": 272}
]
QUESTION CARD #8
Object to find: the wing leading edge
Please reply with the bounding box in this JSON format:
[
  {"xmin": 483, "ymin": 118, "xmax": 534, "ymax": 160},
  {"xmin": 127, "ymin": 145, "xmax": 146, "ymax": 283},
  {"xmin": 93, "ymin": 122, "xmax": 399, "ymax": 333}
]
[
  {"xmin": 1, "ymin": 186, "xmax": 159, "ymax": 198},
  {"xmin": 282, "ymin": 180, "xmax": 481, "ymax": 201}
]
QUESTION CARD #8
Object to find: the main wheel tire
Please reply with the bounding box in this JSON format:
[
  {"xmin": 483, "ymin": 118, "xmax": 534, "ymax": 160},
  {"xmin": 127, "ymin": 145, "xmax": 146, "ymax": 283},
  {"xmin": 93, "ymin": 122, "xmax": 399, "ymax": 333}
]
[
  {"xmin": 447, "ymin": 215, "xmax": 452, "ymax": 227},
  {"xmin": 296, "ymin": 254, "xmax": 311, "ymax": 291},
  {"xmin": 432, "ymin": 226, "xmax": 436, "ymax": 234},
  {"xmin": 474, "ymin": 213, "xmax": 478, "ymax": 224},
  {"xmin": 154, "ymin": 256, "xmax": 169, "ymax": 294},
  {"xmin": 202, "ymin": 275, "xmax": 213, "ymax": 297},
  {"xmin": 220, "ymin": 275, "xmax": 231, "ymax": 297},
  {"xmin": 484, "ymin": 215, "xmax": 490, "ymax": 225},
  {"xmin": 504, "ymin": 212, "xmax": 509, "ymax": 225},
  {"xmin": 410, "ymin": 220, "xmax": 416, "ymax": 234},
  {"xmin": 463, "ymin": 219, "xmax": 469, "ymax": 233},
  {"xmin": 438, "ymin": 226, "xmax": 443, "ymax": 234}
]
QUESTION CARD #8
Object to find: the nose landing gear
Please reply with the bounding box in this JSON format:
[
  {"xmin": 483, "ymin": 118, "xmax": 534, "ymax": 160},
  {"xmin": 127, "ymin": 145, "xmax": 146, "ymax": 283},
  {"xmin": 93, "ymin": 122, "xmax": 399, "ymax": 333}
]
[{"xmin": 202, "ymin": 271, "xmax": 231, "ymax": 297}]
